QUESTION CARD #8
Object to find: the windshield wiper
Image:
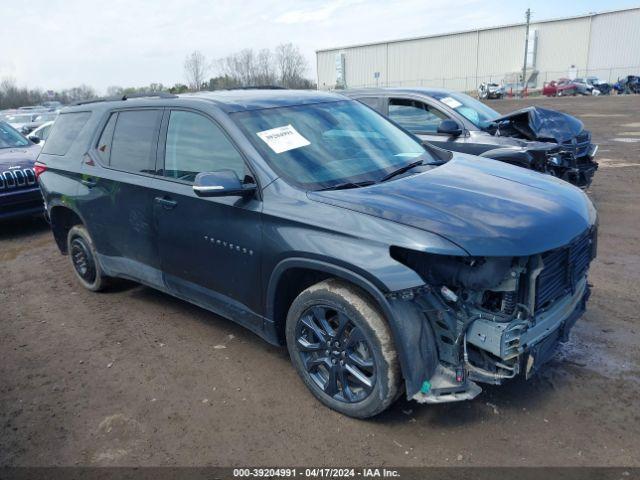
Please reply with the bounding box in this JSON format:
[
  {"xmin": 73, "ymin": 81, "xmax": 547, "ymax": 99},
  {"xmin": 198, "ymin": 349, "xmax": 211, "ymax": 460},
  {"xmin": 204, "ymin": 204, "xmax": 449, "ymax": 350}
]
[
  {"xmin": 317, "ymin": 180, "xmax": 376, "ymax": 191},
  {"xmin": 379, "ymin": 159, "xmax": 424, "ymax": 182}
]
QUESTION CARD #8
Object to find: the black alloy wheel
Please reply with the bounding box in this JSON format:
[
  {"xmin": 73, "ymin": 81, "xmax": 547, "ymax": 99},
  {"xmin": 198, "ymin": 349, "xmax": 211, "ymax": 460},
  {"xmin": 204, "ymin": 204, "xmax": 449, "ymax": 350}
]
[{"xmin": 294, "ymin": 305, "xmax": 376, "ymax": 403}]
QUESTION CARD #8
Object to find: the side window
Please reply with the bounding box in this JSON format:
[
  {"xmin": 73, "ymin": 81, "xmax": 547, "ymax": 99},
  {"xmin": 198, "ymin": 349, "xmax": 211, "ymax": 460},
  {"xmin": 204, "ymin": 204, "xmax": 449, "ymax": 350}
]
[
  {"xmin": 41, "ymin": 112, "xmax": 91, "ymax": 155},
  {"xmin": 163, "ymin": 110, "xmax": 247, "ymax": 183},
  {"xmin": 357, "ymin": 96, "xmax": 382, "ymax": 113},
  {"xmin": 96, "ymin": 113, "xmax": 117, "ymax": 165},
  {"xmin": 109, "ymin": 110, "xmax": 161, "ymax": 174},
  {"xmin": 40, "ymin": 124, "xmax": 52, "ymax": 140},
  {"xmin": 388, "ymin": 99, "xmax": 448, "ymax": 134}
]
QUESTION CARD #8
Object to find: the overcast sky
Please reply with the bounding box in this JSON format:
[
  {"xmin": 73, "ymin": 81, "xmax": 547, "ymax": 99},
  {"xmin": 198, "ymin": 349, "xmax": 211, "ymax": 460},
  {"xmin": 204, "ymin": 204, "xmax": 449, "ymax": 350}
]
[{"xmin": 2, "ymin": 0, "xmax": 638, "ymax": 93}]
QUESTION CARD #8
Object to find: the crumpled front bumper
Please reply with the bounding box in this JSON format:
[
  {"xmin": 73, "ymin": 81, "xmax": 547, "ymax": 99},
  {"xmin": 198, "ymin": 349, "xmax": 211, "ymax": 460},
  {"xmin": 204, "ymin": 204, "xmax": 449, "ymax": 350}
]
[
  {"xmin": 411, "ymin": 279, "xmax": 590, "ymax": 404},
  {"xmin": 467, "ymin": 278, "xmax": 589, "ymax": 362}
]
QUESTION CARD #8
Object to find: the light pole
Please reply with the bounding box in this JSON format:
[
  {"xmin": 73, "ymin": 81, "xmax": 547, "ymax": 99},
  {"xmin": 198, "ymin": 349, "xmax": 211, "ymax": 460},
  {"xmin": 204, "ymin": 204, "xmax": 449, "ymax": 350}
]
[{"xmin": 522, "ymin": 8, "xmax": 531, "ymax": 97}]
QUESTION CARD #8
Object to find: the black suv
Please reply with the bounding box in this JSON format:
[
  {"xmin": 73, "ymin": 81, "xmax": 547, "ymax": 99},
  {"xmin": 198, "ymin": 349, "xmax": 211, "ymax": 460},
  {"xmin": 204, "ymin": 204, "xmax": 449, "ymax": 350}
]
[{"xmin": 37, "ymin": 90, "xmax": 597, "ymax": 418}]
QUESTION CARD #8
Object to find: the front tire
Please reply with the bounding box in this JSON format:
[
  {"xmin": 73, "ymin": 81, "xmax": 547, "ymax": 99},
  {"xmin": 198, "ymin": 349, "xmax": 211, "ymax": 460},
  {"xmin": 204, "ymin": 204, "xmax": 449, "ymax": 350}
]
[
  {"xmin": 67, "ymin": 225, "xmax": 110, "ymax": 291},
  {"xmin": 285, "ymin": 279, "xmax": 401, "ymax": 418}
]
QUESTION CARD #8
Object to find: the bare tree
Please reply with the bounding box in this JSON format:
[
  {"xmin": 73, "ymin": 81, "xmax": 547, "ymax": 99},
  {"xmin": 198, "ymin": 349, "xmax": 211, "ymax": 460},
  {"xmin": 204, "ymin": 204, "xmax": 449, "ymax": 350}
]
[
  {"xmin": 211, "ymin": 44, "xmax": 312, "ymax": 90},
  {"xmin": 106, "ymin": 85, "xmax": 124, "ymax": 97},
  {"xmin": 184, "ymin": 50, "xmax": 208, "ymax": 91},
  {"xmin": 275, "ymin": 43, "xmax": 309, "ymax": 88},
  {"xmin": 255, "ymin": 49, "xmax": 276, "ymax": 85}
]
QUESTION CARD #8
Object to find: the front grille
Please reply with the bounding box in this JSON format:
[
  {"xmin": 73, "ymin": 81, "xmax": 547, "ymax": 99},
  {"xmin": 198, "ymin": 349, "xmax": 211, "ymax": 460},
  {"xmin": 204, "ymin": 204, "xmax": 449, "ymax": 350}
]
[
  {"xmin": 560, "ymin": 131, "xmax": 592, "ymax": 159},
  {"xmin": 535, "ymin": 229, "xmax": 595, "ymax": 310},
  {"xmin": 0, "ymin": 168, "xmax": 37, "ymax": 191}
]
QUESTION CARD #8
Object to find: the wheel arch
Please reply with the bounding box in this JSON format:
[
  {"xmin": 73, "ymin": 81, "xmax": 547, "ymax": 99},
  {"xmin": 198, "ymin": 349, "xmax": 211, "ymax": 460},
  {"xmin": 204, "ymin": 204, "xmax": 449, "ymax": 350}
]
[
  {"xmin": 49, "ymin": 204, "xmax": 86, "ymax": 254},
  {"xmin": 266, "ymin": 257, "xmax": 434, "ymax": 398},
  {"xmin": 266, "ymin": 258, "xmax": 396, "ymax": 342}
]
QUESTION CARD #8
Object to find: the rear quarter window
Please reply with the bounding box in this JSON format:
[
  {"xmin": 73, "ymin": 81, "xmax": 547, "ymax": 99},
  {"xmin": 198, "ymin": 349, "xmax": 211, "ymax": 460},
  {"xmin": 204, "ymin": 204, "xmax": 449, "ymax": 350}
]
[
  {"xmin": 42, "ymin": 112, "xmax": 91, "ymax": 156},
  {"xmin": 108, "ymin": 110, "xmax": 161, "ymax": 174}
]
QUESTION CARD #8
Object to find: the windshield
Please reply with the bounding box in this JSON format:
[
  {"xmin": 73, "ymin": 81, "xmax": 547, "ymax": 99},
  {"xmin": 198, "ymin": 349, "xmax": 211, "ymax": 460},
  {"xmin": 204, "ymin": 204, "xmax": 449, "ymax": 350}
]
[
  {"xmin": 0, "ymin": 121, "xmax": 30, "ymax": 148},
  {"xmin": 232, "ymin": 100, "xmax": 432, "ymax": 190},
  {"xmin": 430, "ymin": 91, "xmax": 500, "ymax": 129}
]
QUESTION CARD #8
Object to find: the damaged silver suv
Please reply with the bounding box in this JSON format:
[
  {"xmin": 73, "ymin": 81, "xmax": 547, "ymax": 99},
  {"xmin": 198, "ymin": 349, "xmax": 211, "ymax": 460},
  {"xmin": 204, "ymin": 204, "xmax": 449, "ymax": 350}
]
[{"xmin": 37, "ymin": 90, "xmax": 597, "ymax": 418}]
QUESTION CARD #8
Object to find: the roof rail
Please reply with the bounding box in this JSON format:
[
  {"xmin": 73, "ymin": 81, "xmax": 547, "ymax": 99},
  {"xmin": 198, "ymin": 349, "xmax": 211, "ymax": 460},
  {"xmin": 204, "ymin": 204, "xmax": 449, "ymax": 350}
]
[
  {"xmin": 73, "ymin": 91, "xmax": 178, "ymax": 106},
  {"xmin": 233, "ymin": 85, "xmax": 287, "ymax": 90},
  {"xmin": 121, "ymin": 92, "xmax": 178, "ymax": 100}
]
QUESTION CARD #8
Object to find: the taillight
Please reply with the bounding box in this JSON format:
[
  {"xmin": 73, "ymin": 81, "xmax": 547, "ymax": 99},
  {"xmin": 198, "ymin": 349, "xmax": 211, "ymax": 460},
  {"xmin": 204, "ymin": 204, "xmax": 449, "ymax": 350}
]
[{"xmin": 34, "ymin": 162, "xmax": 47, "ymax": 179}]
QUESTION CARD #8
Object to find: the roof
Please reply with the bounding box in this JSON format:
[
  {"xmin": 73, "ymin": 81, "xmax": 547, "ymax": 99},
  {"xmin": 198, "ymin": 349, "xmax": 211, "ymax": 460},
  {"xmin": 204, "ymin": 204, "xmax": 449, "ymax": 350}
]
[
  {"xmin": 343, "ymin": 87, "xmax": 452, "ymax": 97},
  {"xmin": 186, "ymin": 89, "xmax": 348, "ymax": 112},
  {"xmin": 63, "ymin": 89, "xmax": 348, "ymax": 114},
  {"xmin": 316, "ymin": 6, "xmax": 640, "ymax": 53}
]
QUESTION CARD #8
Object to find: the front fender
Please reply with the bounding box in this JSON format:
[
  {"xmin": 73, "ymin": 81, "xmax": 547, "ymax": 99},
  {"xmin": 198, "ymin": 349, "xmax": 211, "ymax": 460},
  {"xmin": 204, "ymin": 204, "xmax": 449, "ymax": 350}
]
[{"xmin": 266, "ymin": 257, "xmax": 437, "ymax": 399}]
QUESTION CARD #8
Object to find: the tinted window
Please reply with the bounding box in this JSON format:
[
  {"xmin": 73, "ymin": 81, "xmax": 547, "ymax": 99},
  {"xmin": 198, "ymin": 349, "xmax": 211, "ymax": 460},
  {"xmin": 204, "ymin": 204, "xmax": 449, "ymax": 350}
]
[
  {"xmin": 96, "ymin": 113, "xmax": 117, "ymax": 165},
  {"xmin": 164, "ymin": 110, "xmax": 246, "ymax": 182},
  {"xmin": 109, "ymin": 110, "xmax": 161, "ymax": 174},
  {"xmin": 39, "ymin": 124, "xmax": 53, "ymax": 140},
  {"xmin": 41, "ymin": 112, "xmax": 91, "ymax": 155},
  {"xmin": 388, "ymin": 99, "xmax": 447, "ymax": 133},
  {"xmin": 357, "ymin": 97, "xmax": 382, "ymax": 112}
]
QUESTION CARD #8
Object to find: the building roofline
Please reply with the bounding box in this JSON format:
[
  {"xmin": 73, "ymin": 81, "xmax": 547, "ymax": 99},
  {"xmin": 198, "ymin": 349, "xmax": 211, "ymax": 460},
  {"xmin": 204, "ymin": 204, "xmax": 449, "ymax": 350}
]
[{"xmin": 315, "ymin": 6, "xmax": 640, "ymax": 53}]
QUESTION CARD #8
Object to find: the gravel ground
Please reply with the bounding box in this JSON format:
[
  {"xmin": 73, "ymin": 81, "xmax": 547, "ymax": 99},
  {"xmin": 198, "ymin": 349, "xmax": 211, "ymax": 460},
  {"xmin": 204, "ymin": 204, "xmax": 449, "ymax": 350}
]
[{"xmin": 1, "ymin": 95, "xmax": 639, "ymax": 467}]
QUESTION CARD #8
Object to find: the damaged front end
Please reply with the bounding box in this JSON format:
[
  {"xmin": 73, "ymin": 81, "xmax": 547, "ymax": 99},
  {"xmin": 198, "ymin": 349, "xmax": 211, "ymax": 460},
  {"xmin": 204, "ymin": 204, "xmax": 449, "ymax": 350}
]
[
  {"xmin": 387, "ymin": 226, "xmax": 597, "ymax": 404},
  {"xmin": 489, "ymin": 106, "xmax": 598, "ymax": 188}
]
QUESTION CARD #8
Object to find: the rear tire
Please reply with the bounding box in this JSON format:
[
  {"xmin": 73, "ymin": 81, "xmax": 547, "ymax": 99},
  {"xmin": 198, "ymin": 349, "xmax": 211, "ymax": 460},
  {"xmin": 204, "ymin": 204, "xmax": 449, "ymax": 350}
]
[
  {"xmin": 285, "ymin": 279, "xmax": 401, "ymax": 418},
  {"xmin": 67, "ymin": 225, "xmax": 110, "ymax": 291}
]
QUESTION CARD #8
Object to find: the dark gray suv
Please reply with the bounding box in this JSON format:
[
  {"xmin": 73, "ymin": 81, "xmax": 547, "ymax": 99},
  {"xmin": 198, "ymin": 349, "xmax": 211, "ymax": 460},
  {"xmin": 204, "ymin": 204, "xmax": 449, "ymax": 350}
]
[
  {"xmin": 344, "ymin": 88, "xmax": 599, "ymax": 188},
  {"xmin": 36, "ymin": 90, "xmax": 597, "ymax": 418}
]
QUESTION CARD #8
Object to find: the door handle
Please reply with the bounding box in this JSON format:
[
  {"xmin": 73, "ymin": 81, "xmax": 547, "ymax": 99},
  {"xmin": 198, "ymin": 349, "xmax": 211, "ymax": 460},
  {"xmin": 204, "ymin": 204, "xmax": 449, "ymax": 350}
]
[
  {"xmin": 81, "ymin": 177, "xmax": 97, "ymax": 188},
  {"xmin": 154, "ymin": 196, "xmax": 178, "ymax": 209}
]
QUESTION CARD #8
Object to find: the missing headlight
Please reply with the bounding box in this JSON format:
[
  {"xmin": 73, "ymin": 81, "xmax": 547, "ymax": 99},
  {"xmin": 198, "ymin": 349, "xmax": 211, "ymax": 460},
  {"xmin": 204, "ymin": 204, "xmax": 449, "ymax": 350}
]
[{"xmin": 390, "ymin": 247, "xmax": 513, "ymax": 290}]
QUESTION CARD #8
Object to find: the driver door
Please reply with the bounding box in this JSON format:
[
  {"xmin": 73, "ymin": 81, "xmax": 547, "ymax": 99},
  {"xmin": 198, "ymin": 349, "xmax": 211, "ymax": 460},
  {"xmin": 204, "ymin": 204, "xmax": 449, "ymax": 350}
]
[
  {"xmin": 154, "ymin": 109, "xmax": 263, "ymax": 329},
  {"xmin": 387, "ymin": 98, "xmax": 463, "ymax": 151}
]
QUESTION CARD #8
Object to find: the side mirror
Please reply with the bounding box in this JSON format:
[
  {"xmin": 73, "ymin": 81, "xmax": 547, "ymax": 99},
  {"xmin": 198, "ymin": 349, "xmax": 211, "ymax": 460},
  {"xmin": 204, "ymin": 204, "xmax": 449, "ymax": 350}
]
[
  {"xmin": 28, "ymin": 135, "xmax": 40, "ymax": 144},
  {"xmin": 193, "ymin": 170, "xmax": 256, "ymax": 198},
  {"xmin": 437, "ymin": 119, "xmax": 463, "ymax": 137}
]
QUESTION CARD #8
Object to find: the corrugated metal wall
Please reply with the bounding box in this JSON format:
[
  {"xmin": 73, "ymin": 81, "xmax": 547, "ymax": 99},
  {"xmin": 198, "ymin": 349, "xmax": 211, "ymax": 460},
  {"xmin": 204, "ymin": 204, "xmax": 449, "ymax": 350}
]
[
  {"xmin": 316, "ymin": 8, "xmax": 640, "ymax": 90},
  {"xmin": 588, "ymin": 8, "xmax": 640, "ymax": 81},
  {"xmin": 387, "ymin": 31, "xmax": 478, "ymax": 91}
]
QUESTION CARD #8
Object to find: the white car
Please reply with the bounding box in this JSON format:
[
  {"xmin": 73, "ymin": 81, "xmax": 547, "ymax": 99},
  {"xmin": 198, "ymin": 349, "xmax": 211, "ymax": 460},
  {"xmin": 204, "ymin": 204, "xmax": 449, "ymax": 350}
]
[{"xmin": 27, "ymin": 120, "xmax": 55, "ymax": 147}]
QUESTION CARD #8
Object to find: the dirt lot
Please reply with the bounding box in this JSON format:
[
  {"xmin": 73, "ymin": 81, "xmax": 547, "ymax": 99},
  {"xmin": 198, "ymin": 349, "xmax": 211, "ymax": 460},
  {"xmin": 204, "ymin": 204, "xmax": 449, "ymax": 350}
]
[{"xmin": 1, "ymin": 95, "xmax": 639, "ymax": 467}]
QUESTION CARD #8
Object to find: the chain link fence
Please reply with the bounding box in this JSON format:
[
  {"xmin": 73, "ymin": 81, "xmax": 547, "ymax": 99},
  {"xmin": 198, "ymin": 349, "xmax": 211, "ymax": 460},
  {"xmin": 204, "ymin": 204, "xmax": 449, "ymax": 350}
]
[{"xmin": 336, "ymin": 65, "xmax": 640, "ymax": 96}]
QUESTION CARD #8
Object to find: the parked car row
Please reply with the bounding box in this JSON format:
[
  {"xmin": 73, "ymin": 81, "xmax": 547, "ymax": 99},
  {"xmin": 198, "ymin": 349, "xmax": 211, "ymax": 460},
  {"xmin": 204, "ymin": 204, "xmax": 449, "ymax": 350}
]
[
  {"xmin": 543, "ymin": 75, "xmax": 640, "ymax": 97},
  {"xmin": 23, "ymin": 89, "xmax": 598, "ymax": 418}
]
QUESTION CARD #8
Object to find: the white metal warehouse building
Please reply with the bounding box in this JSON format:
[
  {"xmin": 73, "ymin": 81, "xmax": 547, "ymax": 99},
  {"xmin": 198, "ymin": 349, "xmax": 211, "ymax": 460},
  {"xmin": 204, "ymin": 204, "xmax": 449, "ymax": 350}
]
[{"xmin": 316, "ymin": 7, "xmax": 640, "ymax": 91}]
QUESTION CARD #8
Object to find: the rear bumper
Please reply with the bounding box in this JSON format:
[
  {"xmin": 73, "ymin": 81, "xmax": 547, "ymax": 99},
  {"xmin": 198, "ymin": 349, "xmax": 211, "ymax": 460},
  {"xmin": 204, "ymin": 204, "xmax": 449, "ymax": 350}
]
[{"xmin": 0, "ymin": 187, "xmax": 44, "ymax": 220}]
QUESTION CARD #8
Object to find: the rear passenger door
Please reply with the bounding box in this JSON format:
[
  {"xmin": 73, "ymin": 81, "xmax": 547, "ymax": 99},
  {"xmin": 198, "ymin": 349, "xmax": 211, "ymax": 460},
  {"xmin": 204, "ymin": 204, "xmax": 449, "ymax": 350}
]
[
  {"xmin": 80, "ymin": 108, "xmax": 164, "ymax": 285},
  {"xmin": 154, "ymin": 109, "xmax": 263, "ymax": 329}
]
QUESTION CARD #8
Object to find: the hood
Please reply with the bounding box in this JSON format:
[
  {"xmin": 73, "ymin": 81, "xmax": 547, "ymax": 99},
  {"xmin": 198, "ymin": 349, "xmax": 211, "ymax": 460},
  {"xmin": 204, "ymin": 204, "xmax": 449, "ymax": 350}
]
[
  {"xmin": 0, "ymin": 144, "xmax": 40, "ymax": 169},
  {"xmin": 308, "ymin": 155, "xmax": 596, "ymax": 257},
  {"xmin": 493, "ymin": 106, "xmax": 584, "ymax": 143}
]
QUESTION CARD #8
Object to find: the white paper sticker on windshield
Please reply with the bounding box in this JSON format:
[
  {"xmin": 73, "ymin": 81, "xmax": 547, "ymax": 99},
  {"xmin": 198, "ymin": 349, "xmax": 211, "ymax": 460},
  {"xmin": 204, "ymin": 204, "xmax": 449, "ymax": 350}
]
[
  {"xmin": 440, "ymin": 96, "xmax": 463, "ymax": 109},
  {"xmin": 256, "ymin": 124, "xmax": 310, "ymax": 154}
]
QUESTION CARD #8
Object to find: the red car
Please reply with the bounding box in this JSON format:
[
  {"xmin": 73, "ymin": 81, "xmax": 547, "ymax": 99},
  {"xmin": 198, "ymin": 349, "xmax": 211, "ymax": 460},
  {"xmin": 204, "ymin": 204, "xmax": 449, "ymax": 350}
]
[{"xmin": 543, "ymin": 78, "xmax": 578, "ymax": 97}]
